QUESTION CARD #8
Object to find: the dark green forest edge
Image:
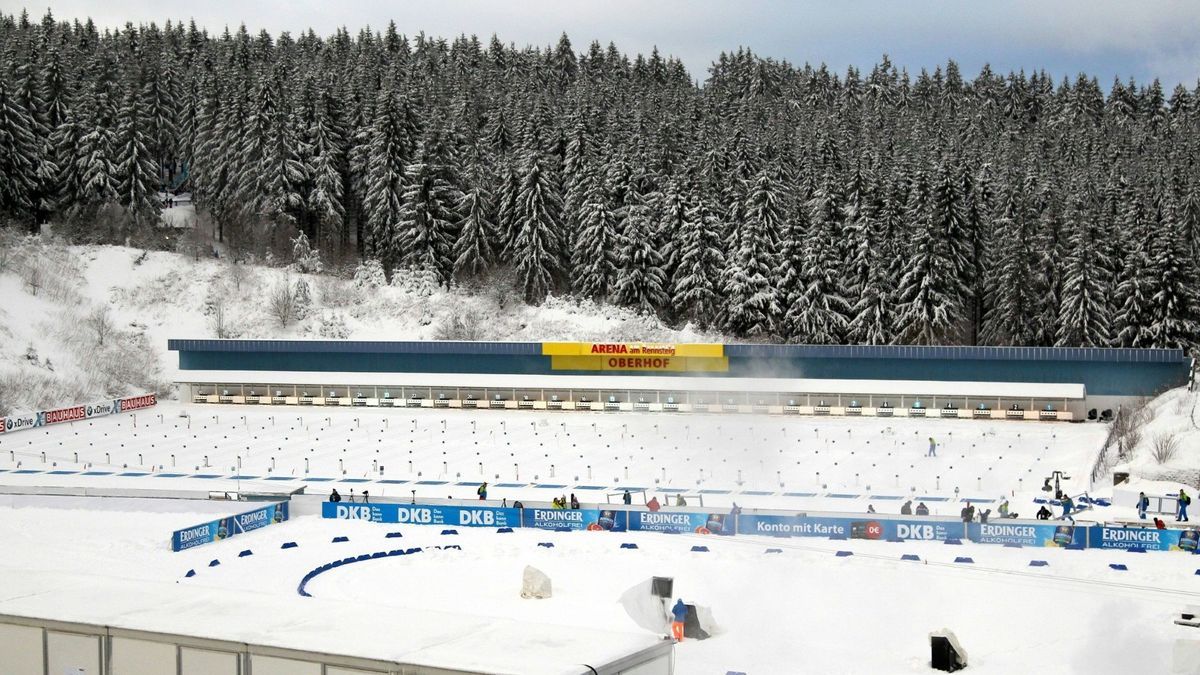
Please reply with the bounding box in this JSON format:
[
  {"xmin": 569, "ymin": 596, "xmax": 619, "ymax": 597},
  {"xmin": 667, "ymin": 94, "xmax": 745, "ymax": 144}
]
[{"xmin": 0, "ymin": 11, "xmax": 1197, "ymax": 350}]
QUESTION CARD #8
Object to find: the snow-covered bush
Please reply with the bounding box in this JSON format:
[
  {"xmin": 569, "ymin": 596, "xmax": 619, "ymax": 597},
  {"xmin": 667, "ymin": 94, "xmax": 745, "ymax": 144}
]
[
  {"xmin": 353, "ymin": 259, "xmax": 387, "ymax": 289},
  {"xmin": 290, "ymin": 233, "xmax": 324, "ymax": 274},
  {"xmin": 317, "ymin": 312, "xmax": 350, "ymax": 338},
  {"xmin": 293, "ymin": 278, "xmax": 313, "ymax": 320}
]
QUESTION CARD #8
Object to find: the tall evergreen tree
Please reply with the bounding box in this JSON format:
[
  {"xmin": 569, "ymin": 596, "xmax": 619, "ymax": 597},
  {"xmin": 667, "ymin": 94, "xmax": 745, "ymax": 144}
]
[
  {"xmin": 512, "ymin": 153, "xmax": 564, "ymax": 304},
  {"xmin": 672, "ymin": 194, "xmax": 724, "ymax": 328},
  {"xmin": 362, "ymin": 87, "xmax": 417, "ymax": 273},
  {"xmin": 571, "ymin": 166, "xmax": 618, "ymax": 300}
]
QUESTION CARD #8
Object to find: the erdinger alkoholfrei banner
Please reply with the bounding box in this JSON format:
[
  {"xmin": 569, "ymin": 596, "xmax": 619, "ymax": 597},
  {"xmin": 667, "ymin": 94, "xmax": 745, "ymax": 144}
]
[
  {"xmin": 522, "ymin": 507, "xmax": 628, "ymax": 532},
  {"xmin": 626, "ymin": 510, "xmax": 733, "ymax": 535},
  {"xmin": 171, "ymin": 502, "xmax": 289, "ymax": 552},
  {"xmin": 969, "ymin": 522, "xmax": 1087, "ymax": 547},
  {"xmin": 323, "ymin": 502, "xmax": 520, "ymax": 528},
  {"xmin": 1089, "ymin": 524, "xmax": 1200, "ymax": 552}
]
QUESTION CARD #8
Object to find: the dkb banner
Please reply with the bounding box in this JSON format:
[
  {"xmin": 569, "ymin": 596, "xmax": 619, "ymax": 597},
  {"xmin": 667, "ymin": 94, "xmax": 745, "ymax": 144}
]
[
  {"xmin": 323, "ymin": 502, "xmax": 519, "ymax": 528},
  {"xmin": 522, "ymin": 507, "xmax": 628, "ymax": 532},
  {"xmin": 171, "ymin": 502, "xmax": 289, "ymax": 552}
]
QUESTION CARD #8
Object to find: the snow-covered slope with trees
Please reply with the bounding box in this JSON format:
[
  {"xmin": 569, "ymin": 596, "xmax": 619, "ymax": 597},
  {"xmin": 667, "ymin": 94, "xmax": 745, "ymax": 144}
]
[{"xmin": 0, "ymin": 235, "xmax": 714, "ymax": 414}]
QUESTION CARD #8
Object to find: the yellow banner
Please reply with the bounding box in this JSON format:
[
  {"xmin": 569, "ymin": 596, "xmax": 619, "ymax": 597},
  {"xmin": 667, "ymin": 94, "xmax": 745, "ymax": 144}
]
[
  {"xmin": 550, "ymin": 355, "xmax": 729, "ymax": 372},
  {"xmin": 541, "ymin": 342, "xmax": 724, "ymax": 358}
]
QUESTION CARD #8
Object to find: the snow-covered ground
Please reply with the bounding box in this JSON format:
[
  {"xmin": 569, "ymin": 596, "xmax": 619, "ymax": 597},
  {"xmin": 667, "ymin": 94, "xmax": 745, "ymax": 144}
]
[
  {"xmin": 1, "ymin": 499, "xmax": 1198, "ymax": 674},
  {"xmin": 0, "ymin": 401, "xmax": 1112, "ymax": 513}
]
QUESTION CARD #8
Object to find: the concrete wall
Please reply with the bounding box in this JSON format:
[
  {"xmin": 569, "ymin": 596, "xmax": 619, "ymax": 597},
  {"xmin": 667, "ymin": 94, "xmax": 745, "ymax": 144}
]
[{"xmin": 0, "ymin": 615, "xmax": 673, "ymax": 675}]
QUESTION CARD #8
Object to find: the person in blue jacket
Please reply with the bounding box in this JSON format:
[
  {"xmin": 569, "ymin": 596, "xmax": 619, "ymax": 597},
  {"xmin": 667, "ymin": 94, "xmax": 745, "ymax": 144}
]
[
  {"xmin": 1060, "ymin": 494, "xmax": 1075, "ymax": 523},
  {"xmin": 1137, "ymin": 492, "xmax": 1149, "ymax": 519},
  {"xmin": 1179, "ymin": 489, "xmax": 1191, "ymax": 522},
  {"xmin": 671, "ymin": 599, "xmax": 688, "ymax": 641}
]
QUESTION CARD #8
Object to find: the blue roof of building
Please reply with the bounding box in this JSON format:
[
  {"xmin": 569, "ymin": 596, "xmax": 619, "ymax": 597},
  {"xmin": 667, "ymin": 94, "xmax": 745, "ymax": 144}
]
[
  {"xmin": 167, "ymin": 339, "xmax": 543, "ymax": 356},
  {"xmin": 168, "ymin": 339, "xmax": 1186, "ymax": 364}
]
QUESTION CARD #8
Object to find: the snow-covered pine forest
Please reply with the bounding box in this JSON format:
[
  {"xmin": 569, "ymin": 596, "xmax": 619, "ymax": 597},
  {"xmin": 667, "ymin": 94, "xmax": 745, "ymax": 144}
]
[{"xmin": 0, "ymin": 10, "xmax": 1198, "ymax": 350}]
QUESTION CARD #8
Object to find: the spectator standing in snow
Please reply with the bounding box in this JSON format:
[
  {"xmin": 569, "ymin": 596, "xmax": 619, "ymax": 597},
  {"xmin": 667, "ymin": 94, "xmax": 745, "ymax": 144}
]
[
  {"xmin": 1137, "ymin": 492, "xmax": 1149, "ymax": 519},
  {"xmin": 477, "ymin": 482, "xmax": 488, "ymax": 500},
  {"xmin": 570, "ymin": 494, "xmax": 580, "ymax": 509},
  {"xmin": 979, "ymin": 509, "xmax": 991, "ymax": 524},
  {"xmin": 960, "ymin": 505, "xmax": 972, "ymax": 523},
  {"xmin": 927, "ymin": 437, "xmax": 937, "ymax": 457},
  {"xmin": 915, "ymin": 502, "xmax": 930, "ymax": 516},
  {"xmin": 901, "ymin": 500, "xmax": 913, "ymax": 515},
  {"xmin": 1060, "ymin": 495, "xmax": 1075, "ymax": 523},
  {"xmin": 329, "ymin": 489, "xmax": 341, "ymax": 503},
  {"xmin": 867, "ymin": 504, "xmax": 876, "ymax": 514},
  {"xmin": 623, "ymin": 490, "xmax": 632, "ymax": 505},
  {"xmin": 1036, "ymin": 505, "xmax": 1052, "ymax": 520},
  {"xmin": 647, "ymin": 496, "xmax": 661, "ymax": 512},
  {"xmin": 1179, "ymin": 489, "xmax": 1191, "ymax": 522},
  {"xmin": 676, "ymin": 494, "xmax": 687, "ymax": 507},
  {"xmin": 1155, "ymin": 517, "xmax": 1167, "ymax": 530},
  {"xmin": 671, "ymin": 599, "xmax": 688, "ymax": 641},
  {"xmin": 998, "ymin": 499, "xmax": 1009, "ymax": 518}
]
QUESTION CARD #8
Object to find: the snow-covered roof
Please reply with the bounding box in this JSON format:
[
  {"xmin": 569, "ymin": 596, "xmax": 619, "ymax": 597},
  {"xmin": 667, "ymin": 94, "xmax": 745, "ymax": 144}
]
[{"xmin": 178, "ymin": 370, "xmax": 1086, "ymax": 399}]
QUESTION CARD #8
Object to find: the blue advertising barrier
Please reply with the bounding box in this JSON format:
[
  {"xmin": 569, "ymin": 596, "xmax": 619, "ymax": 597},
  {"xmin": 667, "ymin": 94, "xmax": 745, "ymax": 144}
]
[
  {"xmin": 1088, "ymin": 525, "xmax": 1200, "ymax": 552},
  {"xmin": 317, "ymin": 501, "xmax": 1200, "ymax": 556},
  {"xmin": 171, "ymin": 502, "xmax": 289, "ymax": 552},
  {"xmin": 522, "ymin": 507, "xmax": 628, "ymax": 532},
  {"xmin": 736, "ymin": 513, "xmax": 965, "ymax": 543},
  {"xmin": 969, "ymin": 522, "xmax": 1086, "ymax": 548},
  {"xmin": 322, "ymin": 502, "xmax": 519, "ymax": 528},
  {"xmin": 626, "ymin": 509, "xmax": 733, "ymax": 535}
]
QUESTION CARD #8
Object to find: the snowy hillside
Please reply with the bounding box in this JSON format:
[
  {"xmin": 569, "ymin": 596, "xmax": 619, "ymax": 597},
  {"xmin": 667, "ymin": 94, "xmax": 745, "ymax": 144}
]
[
  {"xmin": 0, "ymin": 234, "xmax": 716, "ymax": 414},
  {"xmin": 1111, "ymin": 386, "xmax": 1200, "ymax": 486}
]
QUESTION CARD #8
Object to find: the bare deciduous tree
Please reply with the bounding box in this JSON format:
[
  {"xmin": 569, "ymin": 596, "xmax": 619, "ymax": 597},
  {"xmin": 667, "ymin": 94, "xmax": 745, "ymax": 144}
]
[
  {"xmin": 1151, "ymin": 433, "xmax": 1180, "ymax": 464},
  {"xmin": 23, "ymin": 258, "xmax": 45, "ymax": 296},
  {"xmin": 86, "ymin": 307, "xmax": 117, "ymax": 346},
  {"xmin": 228, "ymin": 259, "xmax": 248, "ymax": 291},
  {"xmin": 269, "ymin": 279, "xmax": 296, "ymax": 327},
  {"xmin": 209, "ymin": 298, "xmax": 230, "ymax": 338}
]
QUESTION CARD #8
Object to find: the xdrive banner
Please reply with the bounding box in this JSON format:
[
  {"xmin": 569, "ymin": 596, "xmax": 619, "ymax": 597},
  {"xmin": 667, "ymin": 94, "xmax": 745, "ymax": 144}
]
[
  {"xmin": 171, "ymin": 502, "xmax": 289, "ymax": 552},
  {"xmin": 323, "ymin": 502, "xmax": 520, "ymax": 528}
]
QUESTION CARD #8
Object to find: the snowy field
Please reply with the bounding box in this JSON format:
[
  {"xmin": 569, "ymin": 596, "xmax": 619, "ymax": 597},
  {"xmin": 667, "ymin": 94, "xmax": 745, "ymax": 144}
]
[
  {"xmin": 0, "ymin": 498, "xmax": 1198, "ymax": 673},
  {"xmin": 0, "ymin": 401, "xmax": 1110, "ymax": 514}
]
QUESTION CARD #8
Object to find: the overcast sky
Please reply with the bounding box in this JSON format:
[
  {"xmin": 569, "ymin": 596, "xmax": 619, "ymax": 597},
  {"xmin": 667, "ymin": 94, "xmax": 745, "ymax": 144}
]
[{"xmin": 15, "ymin": 0, "xmax": 1200, "ymax": 87}]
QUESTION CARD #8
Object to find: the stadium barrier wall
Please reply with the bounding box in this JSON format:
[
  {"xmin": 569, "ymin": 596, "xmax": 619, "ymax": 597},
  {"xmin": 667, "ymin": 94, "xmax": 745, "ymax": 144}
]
[
  {"xmin": 0, "ymin": 393, "xmax": 157, "ymax": 436},
  {"xmin": 321, "ymin": 500, "xmax": 1199, "ymax": 553},
  {"xmin": 0, "ymin": 613, "xmax": 675, "ymax": 675},
  {"xmin": 171, "ymin": 502, "xmax": 289, "ymax": 552}
]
